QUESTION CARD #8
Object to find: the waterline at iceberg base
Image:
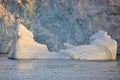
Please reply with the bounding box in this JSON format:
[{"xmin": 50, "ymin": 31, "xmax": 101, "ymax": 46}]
[{"xmin": 8, "ymin": 23, "xmax": 117, "ymax": 60}]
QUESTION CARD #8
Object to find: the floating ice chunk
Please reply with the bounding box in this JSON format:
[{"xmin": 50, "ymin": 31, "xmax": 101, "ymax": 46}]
[
  {"xmin": 8, "ymin": 23, "xmax": 117, "ymax": 60},
  {"xmin": 8, "ymin": 23, "xmax": 70, "ymax": 59},
  {"xmin": 65, "ymin": 31, "xmax": 117, "ymax": 60}
]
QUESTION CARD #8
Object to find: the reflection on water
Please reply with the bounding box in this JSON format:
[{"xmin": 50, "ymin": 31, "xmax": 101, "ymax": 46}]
[
  {"xmin": 0, "ymin": 59, "xmax": 120, "ymax": 80},
  {"xmin": 17, "ymin": 63, "xmax": 34, "ymax": 70},
  {"xmin": 15, "ymin": 60, "xmax": 120, "ymax": 80}
]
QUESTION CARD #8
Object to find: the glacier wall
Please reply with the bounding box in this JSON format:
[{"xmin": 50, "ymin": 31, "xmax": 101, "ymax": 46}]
[
  {"xmin": 0, "ymin": 0, "xmax": 120, "ymax": 54},
  {"xmin": 0, "ymin": 3, "xmax": 16, "ymax": 53}
]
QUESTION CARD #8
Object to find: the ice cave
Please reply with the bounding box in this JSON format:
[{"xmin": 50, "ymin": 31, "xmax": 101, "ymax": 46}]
[{"xmin": 0, "ymin": 0, "xmax": 119, "ymax": 60}]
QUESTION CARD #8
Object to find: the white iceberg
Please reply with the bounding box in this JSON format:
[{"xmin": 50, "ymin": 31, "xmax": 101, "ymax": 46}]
[
  {"xmin": 8, "ymin": 23, "xmax": 70, "ymax": 59},
  {"xmin": 8, "ymin": 23, "xmax": 117, "ymax": 60},
  {"xmin": 65, "ymin": 31, "xmax": 117, "ymax": 60}
]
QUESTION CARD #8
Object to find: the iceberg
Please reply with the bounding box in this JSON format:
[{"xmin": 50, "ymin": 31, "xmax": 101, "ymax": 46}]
[
  {"xmin": 65, "ymin": 31, "xmax": 117, "ymax": 60},
  {"xmin": 8, "ymin": 23, "xmax": 70, "ymax": 59},
  {"xmin": 8, "ymin": 23, "xmax": 117, "ymax": 60}
]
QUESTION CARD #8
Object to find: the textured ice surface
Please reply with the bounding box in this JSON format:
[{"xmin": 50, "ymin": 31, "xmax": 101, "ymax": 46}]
[
  {"xmin": 0, "ymin": 3, "xmax": 16, "ymax": 53},
  {"xmin": 65, "ymin": 31, "xmax": 117, "ymax": 60},
  {"xmin": 0, "ymin": 0, "xmax": 120, "ymax": 54},
  {"xmin": 8, "ymin": 23, "xmax": 70, "ymax": 59},
  {"xmin": 8, "ymin": 23, "xmax": 117, "ymax": 60}
]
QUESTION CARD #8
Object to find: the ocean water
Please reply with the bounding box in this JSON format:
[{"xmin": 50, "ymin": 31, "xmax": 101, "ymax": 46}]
[{"xmin": 0, "ymin": 54, "xmax": 120, "ymax": 80}]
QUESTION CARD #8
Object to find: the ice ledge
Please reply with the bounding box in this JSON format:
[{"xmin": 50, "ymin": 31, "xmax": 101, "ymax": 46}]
[{"xmin": 8, "ymin": 23, "xmax": 117, "ymax": 60}]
